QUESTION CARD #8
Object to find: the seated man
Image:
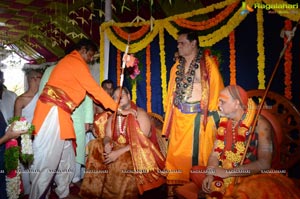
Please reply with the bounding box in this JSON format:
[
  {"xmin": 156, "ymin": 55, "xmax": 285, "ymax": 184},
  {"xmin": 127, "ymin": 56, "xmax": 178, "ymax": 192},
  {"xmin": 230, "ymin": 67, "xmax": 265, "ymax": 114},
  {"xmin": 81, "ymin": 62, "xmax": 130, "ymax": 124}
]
[
  {"xmin": 176, "ymin": 85, "xmax": 300, "ymax": 199},
  {"xmin": 80, "ymin": 86, "xmax": 166, "ymax": 199},
  {"xmin": 91, "ymin": 79, "xmax": 115, "ymax": 139}
]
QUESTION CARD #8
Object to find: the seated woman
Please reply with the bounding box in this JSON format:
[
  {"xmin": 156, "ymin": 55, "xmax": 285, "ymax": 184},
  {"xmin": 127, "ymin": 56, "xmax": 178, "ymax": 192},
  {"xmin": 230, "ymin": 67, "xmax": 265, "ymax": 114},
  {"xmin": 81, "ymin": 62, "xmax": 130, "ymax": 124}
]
[{"xmin": 80, "ymin": 87, "xmax": 166, "ymax": 199}]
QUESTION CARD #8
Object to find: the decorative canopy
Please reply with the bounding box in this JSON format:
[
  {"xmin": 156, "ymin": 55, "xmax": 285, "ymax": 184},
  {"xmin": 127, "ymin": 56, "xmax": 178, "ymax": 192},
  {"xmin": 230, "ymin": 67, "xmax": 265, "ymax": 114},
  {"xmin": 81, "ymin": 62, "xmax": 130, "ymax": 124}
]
[{"xmin": 0, "ymin": 0, "xmax": 200, "ymax": 64}]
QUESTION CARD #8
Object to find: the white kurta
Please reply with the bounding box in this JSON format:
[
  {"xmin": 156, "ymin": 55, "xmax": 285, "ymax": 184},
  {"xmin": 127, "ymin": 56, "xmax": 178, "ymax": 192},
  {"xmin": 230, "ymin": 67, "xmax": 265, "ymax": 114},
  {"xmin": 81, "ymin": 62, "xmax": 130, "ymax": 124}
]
[{"xmin": 0, "ymin": 89, "xmax": 17, "ymax": 124}]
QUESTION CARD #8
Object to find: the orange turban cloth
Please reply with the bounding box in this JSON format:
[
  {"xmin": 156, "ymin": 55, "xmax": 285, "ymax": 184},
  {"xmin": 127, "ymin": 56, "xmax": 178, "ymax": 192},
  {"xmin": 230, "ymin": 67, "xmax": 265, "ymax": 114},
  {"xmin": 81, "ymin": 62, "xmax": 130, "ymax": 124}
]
[{"xmin": 227, "ymin": 85, "xmax": 248, "ymax": 110}]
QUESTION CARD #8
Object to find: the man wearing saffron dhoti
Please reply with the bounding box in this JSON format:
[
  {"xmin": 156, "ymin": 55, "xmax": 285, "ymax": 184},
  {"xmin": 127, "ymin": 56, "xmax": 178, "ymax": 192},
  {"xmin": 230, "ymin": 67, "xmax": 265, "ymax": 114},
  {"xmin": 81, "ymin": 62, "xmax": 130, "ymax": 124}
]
[
  {"xmin": 29, "ymin": 39, "xmax": 135, "ymax": 199},
  {"xmin": 162, "ymin": 29, "xmax": 224, "ymax": 194}
]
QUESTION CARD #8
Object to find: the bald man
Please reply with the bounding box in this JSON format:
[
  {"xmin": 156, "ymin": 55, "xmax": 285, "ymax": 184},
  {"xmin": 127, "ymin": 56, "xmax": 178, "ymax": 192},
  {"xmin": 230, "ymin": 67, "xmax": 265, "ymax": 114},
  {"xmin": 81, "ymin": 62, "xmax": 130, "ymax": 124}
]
[{"xmin": 176, "ymin": 85, "xmax": 300, "ymax": 199}]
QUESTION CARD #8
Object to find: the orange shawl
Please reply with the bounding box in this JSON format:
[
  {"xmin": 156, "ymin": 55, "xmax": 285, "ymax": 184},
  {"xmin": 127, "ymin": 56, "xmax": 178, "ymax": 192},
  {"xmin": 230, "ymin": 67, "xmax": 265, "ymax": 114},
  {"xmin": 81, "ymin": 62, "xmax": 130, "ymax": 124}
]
[{"xmin": 126, "ymin": 104, "xmax": 166, "ymax": 194}]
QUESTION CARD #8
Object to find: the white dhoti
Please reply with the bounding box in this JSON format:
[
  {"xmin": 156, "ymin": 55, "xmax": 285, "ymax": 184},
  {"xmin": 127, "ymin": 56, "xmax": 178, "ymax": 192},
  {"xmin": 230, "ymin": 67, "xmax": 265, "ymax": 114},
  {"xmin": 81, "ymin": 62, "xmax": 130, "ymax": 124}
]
[{"xmin": 29, "ymin": 107, "xmax": 75, "ymax": 199}]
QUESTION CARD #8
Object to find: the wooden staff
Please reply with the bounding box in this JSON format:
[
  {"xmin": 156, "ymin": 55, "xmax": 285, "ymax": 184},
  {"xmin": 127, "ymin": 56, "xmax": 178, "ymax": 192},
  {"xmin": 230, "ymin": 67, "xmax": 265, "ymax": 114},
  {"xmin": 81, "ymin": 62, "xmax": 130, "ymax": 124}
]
[
  {"xmin": 234, "ymin": 20, "xmax": 299, "ymax": 185},
  {"xmin": 112, "ymin": 37, "xmax": 130, "ymax": 135}
]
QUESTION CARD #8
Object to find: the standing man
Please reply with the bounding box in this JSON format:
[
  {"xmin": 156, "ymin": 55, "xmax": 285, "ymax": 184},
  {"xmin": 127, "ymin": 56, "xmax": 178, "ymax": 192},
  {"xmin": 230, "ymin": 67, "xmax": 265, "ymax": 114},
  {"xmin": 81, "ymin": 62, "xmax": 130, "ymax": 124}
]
[
  {"xmin": 0, "ymin": 70, "xmax": 17, "ymax": 124},
  {"xmin": 29, "ymin": 39, "xmax": 134, "ymax": 199},
  {"xmin": 37, "ymin": 63, "xmax": 94, "ymax": 188},
  {"xmin": 14, "ymin": 69, "xmax": 43, "ymax": 122},
  {"xmin": 162, "ymin": 29, "xmax": 224, "ymax": 189},
  {"xmin": 14, "ymin": 69, "xmax": 43, "ymax": 196}
]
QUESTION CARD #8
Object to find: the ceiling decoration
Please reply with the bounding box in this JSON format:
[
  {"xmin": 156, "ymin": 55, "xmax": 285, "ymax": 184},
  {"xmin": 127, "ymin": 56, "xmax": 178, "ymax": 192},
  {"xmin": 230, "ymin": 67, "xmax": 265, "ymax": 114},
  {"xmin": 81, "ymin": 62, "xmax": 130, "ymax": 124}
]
[
  {"xmin": 0, "ymin": 0, "xmax": 210, "ymax": 64},
  {"xmin": 0, "ymin": 0, "xmax": 101, "ymax": 63}
]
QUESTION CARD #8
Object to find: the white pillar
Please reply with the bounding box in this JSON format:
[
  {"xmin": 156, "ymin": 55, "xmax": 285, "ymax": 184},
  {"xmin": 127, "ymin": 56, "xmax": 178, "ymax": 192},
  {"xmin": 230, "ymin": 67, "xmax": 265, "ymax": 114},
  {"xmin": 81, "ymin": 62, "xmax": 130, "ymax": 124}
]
[{"xmin": 103, "ymin": 0, "xmax": 112, "ymax": 80}]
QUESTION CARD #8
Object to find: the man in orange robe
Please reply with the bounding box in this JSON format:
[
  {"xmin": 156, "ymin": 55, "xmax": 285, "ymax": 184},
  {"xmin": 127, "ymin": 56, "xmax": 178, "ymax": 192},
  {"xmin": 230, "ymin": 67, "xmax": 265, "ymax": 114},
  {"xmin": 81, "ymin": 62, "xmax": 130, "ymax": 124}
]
[
  {"xmin": 176, "ymin": 85, "xmax": 300, "ymax": 199},
  {"xmin": 162, "ymin": 29, "xmax": 224, "ymax": 193},
  {"xmin": 29, "ymin": 39, "xmax": 135, "ymax": 199}
]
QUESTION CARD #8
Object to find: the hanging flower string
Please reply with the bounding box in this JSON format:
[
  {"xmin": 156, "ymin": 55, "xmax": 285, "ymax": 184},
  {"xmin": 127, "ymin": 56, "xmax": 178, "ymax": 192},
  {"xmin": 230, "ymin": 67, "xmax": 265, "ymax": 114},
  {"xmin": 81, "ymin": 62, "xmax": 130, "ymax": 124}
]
[
  {"xmin": 159, "ymin": 28, "xmax": 167, "ymax": 111},
  {"xmin": 256, "ymin": 6, "xmax": 265, "ymax": 89},
  {"xmin": 146, "ymin": 44, "xmax": 152, "ymax": 112},
  {"xmin": 112, "ymin": 25, "xmax": 150, "ymax": 41},
  {"xmin": 174, "ymin": 1, "xmax": 239, "ymax": 30},
  {"xmin": 283, "ymin": 19, "xmax": 292, "ymax": 100},
  {"xmin": 5, "ymin": 116, "xmax": 34, "ymax": 199},
  {"xmin": 229, "ymin": 31, "xmax": 236, "ymax": 85},
  {"xmin": 99, "ymin": 0, "xmax": 298, "ymax": 113}
]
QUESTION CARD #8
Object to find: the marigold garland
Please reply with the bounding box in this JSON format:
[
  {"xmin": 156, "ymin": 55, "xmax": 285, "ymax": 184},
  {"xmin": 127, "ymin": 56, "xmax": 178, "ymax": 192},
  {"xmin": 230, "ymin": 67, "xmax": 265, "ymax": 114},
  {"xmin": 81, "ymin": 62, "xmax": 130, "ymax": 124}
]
[
  {"xmin": 170, "ymin": 0, "xmax": 238, "ymax": 19},
  {"xmin": 163, "ymin": 21, "xmax": 178, "ymax": 39},
  {"xmin": 99, "ymin": 0, "xmax": 298, "ymax": 114},
  {"xmin": 132, "ymin": 81, "xmax": 137, "ymax": 103},
  {"xmin": 146, "ymin": 44, "xmax": 152, "ymax": 112},
  {"xmin": 174, "ymin": 2, "xmax": 239, "ymax": 30},
  {"xmin": 100, "ymin": 1, "xmax": 252, "ymax": 92},
  {"xmin": 159, "ymin": 28, "xmax": 167, "ymax": 112},
  {"xmin": 199, "ymin": 4, "xmax": 248, "ymax": 47},
  {"xmin": 214, "ymin": 99, "xmax": 256, "ymax": 169},
  {"xmin": 105, "ymin": 21, "xmax": 160, "ymax": 53},
  {"xmin": 112, "ymin": 25, "xmax": 150, "ymax": 41},
  {"xmin": 229, "ymin": 31, "xmax": 236, "ymax": 85},
  {"xmin": 283, "ymin": 19, "xmax": 292, "ymax": 100},
  {"xmin": 256, "ymin": 6, "xmax": 266, "ymax": 89}
]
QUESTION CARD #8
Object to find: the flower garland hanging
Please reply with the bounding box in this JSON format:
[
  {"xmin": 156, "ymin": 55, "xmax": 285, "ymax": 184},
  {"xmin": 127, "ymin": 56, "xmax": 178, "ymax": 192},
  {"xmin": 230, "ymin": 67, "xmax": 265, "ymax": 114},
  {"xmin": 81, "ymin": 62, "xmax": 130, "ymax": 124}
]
[
  {"xmin": 146, "ymin": 44, "xmax": 152, "ymax": 112},
  {"xmin": 170, "ymin": 0, "xmax": 238, "ymax": 19},
  {"xmin": 256, "ymin": 6, "xmax": 265, "ymax": 89},
  {"xmin": 174, "ymin": 1, "xmax": 239, "ymax": 31},
  {"xmin": 159, "ymin": 28, "xmax": 167, "ymax": 112},
  {"xmin": 283, "ymin": 19, "xmax": 292, "ymax": 100},
  {"xmin": 199, "ymin": 5, "xmax": 248, "ymax": 47},
  {"xmin": 229, "ymin": 31, "xmax": 236, "ymax": 85},
  {"xmin": 105, "ymin": 22, "xmax": 160, "ymax": 53},
  {"xmin": 5, "ymin": 116, "xmax": 34, "ymax": 199},
  {"xmin": 112, "ymin": 25, "xmax": 150, "ymax": 41}
]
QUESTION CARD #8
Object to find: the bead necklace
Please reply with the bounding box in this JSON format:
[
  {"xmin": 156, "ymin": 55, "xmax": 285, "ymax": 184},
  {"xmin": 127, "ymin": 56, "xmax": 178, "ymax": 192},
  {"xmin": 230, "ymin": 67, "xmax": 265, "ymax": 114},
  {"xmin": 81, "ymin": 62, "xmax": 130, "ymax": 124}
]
[
  {"xmin": 118, "ymin": 115, "xmax": 127, "ymax": 135},
  {"xmin": 117, "ymin": 115, "xmax": 127, "ymax": 144},
  {"xmin": 174, "ymin": 50, "xmax": 202, "ymax": 106}
]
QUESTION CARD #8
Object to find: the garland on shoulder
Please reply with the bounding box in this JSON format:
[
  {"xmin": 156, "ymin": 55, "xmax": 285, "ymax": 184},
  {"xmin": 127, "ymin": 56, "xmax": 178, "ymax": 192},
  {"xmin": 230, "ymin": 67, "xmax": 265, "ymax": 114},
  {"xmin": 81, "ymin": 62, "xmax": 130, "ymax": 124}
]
[{"xmin": 214, "ymin": 99, "xmax": 256, "ymax": 169}]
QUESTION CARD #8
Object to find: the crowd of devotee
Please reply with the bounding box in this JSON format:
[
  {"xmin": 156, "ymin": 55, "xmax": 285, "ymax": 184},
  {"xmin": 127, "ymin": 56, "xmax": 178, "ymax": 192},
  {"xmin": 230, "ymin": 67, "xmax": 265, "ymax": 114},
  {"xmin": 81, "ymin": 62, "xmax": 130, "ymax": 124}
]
[{"xmin": 0, "ymin": 30, "xmax": 300, "ymax": 199}]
